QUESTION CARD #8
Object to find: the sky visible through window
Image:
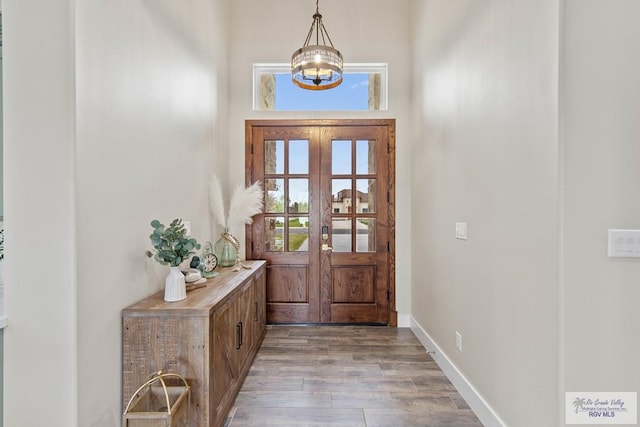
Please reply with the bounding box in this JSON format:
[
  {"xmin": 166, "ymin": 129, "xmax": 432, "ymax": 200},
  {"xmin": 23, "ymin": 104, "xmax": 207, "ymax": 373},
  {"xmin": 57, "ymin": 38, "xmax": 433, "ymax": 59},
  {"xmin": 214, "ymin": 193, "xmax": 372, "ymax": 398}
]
[{"xmin": 275, "ymin": 73, "xmax": 369, "ymax": 111}]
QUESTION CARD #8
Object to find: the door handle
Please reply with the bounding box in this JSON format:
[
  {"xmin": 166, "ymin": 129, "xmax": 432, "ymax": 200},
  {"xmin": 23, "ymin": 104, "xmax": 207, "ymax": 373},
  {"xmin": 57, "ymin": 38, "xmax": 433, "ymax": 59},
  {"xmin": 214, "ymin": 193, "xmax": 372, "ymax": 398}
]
[
  {"xmin": 322, "ymin": 225, "xmax": 329, "ymax": 241},
  {"xmin": 321, "ymin": 225, "xmax": 331, "ymax": 251}
]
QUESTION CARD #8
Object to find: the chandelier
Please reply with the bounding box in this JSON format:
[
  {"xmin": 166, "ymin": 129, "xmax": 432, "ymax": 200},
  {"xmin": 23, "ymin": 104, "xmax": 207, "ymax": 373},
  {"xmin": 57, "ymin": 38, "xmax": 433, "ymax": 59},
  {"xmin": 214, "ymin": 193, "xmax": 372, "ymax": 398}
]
[{"xmin": 291, "ymin": 0, "xmax": 343, "ymax": 90}]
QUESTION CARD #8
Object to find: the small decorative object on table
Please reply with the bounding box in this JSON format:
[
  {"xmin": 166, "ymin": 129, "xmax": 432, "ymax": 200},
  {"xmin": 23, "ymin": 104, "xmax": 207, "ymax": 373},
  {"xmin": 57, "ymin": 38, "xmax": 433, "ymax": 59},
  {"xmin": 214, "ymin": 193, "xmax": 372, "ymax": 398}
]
[
  {"xmin": 214, "ymin": 231, "xmax": 239, "ymax": 267},
  {"xmin": 199, "ymin": 241, "xmax": 219, "ymax": 278},
  {"xmin": 148, "ymin": 219, "xmax": 201, "ymax": 302},
  {"xmin": 208, "ymin": 174, "xmax": 263, "ymax": 268}
]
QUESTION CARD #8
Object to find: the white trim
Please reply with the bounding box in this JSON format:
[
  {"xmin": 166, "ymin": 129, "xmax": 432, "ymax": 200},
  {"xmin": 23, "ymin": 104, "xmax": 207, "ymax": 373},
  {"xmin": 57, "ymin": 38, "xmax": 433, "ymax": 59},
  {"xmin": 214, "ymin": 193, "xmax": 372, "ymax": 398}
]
[
  {"xmin": 397, "ymin": 313, "xmax": 410, "ymax": 327},
  {"xmin": 252, "ymin": 63, "xmax": 388, "ymax": 111},
  {"xmin": 410, "ymin": 316, "xmax": 507, "ymax": 427},
  {"xmin": 0, "ymin": 316, "xmax": 6, "ymax": 330}
]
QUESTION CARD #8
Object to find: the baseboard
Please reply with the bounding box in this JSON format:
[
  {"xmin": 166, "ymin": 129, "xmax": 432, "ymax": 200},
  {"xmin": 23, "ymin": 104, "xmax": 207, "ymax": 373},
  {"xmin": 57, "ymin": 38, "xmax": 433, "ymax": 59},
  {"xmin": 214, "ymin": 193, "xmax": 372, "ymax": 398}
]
[{"xmin": 410, "ymin": 316, "xmax": 507, "ymax": 427}]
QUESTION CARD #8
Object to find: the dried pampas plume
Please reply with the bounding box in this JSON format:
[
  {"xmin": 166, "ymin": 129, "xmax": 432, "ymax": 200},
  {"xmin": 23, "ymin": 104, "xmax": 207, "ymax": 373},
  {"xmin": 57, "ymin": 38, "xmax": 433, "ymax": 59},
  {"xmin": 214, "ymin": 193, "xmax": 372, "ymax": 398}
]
[
  {"xmin": 208, "ymin": 174, "xmax": 263, "ymax": 233},
  {"xmin": 227, "ymin": 181, "xmax": 264, "ymax": 232}
]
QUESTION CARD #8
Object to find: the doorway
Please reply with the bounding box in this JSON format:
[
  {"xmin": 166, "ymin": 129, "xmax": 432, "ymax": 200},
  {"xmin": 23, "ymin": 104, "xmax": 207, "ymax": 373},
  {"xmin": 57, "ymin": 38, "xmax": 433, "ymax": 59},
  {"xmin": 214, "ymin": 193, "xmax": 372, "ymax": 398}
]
[{"xmin": 245, "ymin": 119, "xmax": 396, "ymax": 326}]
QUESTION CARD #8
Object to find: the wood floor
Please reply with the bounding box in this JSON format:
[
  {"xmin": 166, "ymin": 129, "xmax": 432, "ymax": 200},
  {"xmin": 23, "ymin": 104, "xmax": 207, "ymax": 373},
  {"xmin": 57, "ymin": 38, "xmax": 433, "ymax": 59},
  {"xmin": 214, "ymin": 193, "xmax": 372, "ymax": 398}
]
[{"xmin": 226, "ymin": 325, "xmax": 483, "ymax": 427}]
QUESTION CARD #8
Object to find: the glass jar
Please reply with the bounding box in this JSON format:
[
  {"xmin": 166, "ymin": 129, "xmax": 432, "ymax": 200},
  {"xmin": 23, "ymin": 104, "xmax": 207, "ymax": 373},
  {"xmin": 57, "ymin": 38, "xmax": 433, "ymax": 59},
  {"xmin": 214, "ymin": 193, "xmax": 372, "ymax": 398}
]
[{"xmin": 214, "ymin": 230, "xmax": 239, "ymax": 267}]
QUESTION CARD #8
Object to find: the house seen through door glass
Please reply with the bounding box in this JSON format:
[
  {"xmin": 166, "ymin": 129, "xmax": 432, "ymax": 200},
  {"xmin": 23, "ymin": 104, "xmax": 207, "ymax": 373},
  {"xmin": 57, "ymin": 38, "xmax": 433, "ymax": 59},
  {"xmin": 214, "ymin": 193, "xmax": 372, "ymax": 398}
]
[{"xmin": 330, "ymin": 139, "xmax": 377, "ymax": 253}]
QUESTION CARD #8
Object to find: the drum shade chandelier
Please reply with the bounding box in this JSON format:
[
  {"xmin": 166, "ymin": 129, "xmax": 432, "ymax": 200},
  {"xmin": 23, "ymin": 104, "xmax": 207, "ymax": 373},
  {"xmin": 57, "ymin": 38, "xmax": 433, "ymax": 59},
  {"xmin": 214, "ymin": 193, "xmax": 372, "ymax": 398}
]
[{"xmin": 291, "ymin": 0, "xmax": 343, "ymax": 90}]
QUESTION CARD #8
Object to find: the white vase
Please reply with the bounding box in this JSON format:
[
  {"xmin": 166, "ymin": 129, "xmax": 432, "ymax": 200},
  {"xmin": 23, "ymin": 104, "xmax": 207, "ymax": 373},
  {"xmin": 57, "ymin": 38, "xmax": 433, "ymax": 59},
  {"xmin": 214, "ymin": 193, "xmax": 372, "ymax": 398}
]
[{"xmin": 164, "ymin": 266, "xmax": 186, "ymax": 302}]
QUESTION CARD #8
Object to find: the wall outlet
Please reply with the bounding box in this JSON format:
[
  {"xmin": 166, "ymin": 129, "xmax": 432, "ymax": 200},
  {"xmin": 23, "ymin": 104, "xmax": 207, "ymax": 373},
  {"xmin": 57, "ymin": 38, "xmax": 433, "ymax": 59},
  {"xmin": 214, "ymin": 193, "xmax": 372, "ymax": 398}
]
[
  {"xmin": 455, "ymin": 222, "xmax": 468, "ymax": 240},
  {"xmin": 455, "ymin": 331, "xmax": 462, "ymax": 352}
]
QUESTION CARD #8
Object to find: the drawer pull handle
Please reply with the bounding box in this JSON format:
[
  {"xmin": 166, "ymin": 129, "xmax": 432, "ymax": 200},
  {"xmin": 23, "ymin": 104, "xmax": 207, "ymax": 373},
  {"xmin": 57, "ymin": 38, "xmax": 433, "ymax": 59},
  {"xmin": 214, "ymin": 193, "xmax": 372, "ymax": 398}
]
[{"xmin": 236, "ymin": 322, "xmax": 242, "ymax": 349}]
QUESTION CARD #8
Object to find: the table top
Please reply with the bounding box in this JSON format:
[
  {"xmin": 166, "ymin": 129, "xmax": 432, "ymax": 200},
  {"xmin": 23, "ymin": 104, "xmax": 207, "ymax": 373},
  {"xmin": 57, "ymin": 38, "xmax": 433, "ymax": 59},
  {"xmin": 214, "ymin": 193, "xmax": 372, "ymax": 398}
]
[{"xmin": 122, "ymin": 260, "xmax": 266, "ymax": 317}]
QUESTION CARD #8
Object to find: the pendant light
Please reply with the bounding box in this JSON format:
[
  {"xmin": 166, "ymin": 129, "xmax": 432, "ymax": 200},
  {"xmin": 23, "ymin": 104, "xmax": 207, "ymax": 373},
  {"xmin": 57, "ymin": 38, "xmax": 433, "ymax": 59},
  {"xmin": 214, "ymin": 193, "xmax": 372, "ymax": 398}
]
[{"xmin": 291, "ymin": 0, "xmax": 343, "ymax": 90}]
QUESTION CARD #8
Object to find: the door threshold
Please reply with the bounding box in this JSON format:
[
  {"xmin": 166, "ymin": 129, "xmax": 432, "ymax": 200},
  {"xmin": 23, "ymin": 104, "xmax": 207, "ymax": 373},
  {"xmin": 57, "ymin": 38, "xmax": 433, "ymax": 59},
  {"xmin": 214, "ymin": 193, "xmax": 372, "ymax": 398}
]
[{"xmin": 267, "ymin": 322, "xmax": 389, "ymax": 327}]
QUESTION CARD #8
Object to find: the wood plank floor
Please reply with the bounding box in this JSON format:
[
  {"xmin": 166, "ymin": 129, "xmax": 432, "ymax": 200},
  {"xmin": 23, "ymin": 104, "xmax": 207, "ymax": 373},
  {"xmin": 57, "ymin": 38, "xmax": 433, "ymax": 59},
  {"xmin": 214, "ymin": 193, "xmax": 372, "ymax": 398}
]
[{"xmin": 226, "ymin": 325, "xmax": 483, "ymax": 427}]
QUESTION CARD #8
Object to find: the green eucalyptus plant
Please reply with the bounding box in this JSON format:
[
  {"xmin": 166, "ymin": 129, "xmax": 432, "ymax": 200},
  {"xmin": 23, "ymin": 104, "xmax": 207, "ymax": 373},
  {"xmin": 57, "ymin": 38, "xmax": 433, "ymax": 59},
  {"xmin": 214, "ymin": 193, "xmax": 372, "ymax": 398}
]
[{"xmin": 148, "ymin": 219, "xmax": 200, "ymax": 267}]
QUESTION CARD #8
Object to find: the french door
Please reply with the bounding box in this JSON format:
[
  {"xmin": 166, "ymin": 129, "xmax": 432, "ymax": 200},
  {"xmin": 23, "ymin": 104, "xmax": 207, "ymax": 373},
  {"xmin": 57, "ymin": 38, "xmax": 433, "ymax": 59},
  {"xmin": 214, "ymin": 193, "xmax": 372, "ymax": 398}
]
[{"xmin": 245, "ymin": 119, "xmax": 396, "ymax": 325}]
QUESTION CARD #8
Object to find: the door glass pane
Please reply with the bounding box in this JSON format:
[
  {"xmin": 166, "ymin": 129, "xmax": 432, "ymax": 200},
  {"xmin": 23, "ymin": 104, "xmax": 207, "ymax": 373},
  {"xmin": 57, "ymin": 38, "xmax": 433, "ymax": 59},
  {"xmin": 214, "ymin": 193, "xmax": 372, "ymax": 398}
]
[
  {"xmin": 289, "ymin": 140, "xmax": 309, "ymax": 174},
  {"xmin": 356, "ymin": 139, "xmax": 376, "ymax": 174},
  {"xmin": 356, "ymin": 179, "xmax": 375, "ymax": 213},
  {"xmin": 332, "ymin": 140, "xmax": 352, "ymax": 174},
  {"xmin": 288, "ymin": 179, "xmax": 309, "ymax": 213},
  {"xmin": 289, "ymin": 217, "xmax": 309, "ymax": 252},
  {"xmin": 265, "ymin": 178, "xmax": 285, "ymax": 213},
  {"xmin": 264, "ymin": 140, "xmax": 284, "ymax": 174},
  {"xmin": 265, "ymin": 217, "xmax": 284, "ymax": 252},
  {"xmin": 332, "ymin": 179, "xmax": 352, "ymax": 214},
  {"xmin": 356, "ymin": 218, "xmax": 376, "ymax": 252},
  {"xmin": 331, "ymin": 218, "xmax": 352, "ymax": 253}
]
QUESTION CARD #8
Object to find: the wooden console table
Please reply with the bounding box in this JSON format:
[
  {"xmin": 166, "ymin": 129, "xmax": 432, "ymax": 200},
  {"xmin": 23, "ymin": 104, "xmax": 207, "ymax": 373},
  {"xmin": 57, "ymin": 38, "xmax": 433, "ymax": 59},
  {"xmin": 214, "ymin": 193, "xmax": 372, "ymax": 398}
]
[{"xmin": 122, "ymin": 260, "xmax": 266, "ymax": 427}]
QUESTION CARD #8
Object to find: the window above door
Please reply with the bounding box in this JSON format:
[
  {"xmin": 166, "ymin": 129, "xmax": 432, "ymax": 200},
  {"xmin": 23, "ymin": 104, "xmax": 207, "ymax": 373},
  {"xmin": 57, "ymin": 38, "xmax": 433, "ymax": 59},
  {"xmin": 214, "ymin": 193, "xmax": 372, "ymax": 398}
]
[{"xmin": 253, "ymin": 63, "xmax": 387, "ymax": 112}]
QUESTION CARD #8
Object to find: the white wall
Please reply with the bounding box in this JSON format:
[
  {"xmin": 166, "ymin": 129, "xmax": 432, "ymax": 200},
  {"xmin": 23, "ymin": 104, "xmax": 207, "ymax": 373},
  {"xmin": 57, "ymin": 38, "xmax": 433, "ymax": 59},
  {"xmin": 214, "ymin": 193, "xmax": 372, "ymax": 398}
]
[
  {"xmin": 4, "ymin": 0, "xmax": 229, "ymax": 425},
  {"xmin": 4, "ymin": 1, "xmax": 77, "ymax": 425},
  {"xmin": 0, "ymin": 56, "xmax": 3, "ymax": 217},
  {"xmin": 410, "ymin": 1, "xmax": 560, "ymax": 425},
  {"xmin": 227, "ymin": 0, "xmax": 413, "ymax": 320},
  {"xmin": 560, "ymin": 0, "xmax": 640, "ymax": 418}
]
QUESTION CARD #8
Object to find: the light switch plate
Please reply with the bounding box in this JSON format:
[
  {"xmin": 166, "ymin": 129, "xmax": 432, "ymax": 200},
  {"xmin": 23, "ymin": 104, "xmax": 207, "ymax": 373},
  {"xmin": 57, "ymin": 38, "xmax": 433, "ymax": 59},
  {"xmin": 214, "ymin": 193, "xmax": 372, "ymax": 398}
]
[
  {"xmin": 455, "ymin": 223, "xmax": 468, "ymax": 240},
  {"xmin": 608, "ymin": 229, "xmax": 640, "ymax": 258}
]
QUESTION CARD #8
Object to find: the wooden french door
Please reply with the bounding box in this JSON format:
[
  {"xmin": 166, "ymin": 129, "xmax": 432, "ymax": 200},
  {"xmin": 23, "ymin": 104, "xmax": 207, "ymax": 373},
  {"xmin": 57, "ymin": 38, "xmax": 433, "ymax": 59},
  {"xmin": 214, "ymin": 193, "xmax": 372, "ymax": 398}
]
[{"xmin": 246, "ymin": 119, "xmax": 396, "ymax": 325}]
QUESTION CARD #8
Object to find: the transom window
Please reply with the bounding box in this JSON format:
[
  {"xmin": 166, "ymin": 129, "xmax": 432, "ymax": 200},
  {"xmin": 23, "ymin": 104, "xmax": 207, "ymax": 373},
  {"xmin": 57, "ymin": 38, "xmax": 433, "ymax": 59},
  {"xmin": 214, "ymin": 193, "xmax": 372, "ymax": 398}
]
[{"xmin": 253, "ymin": 63, "xmax": 387, "ymax": 112}]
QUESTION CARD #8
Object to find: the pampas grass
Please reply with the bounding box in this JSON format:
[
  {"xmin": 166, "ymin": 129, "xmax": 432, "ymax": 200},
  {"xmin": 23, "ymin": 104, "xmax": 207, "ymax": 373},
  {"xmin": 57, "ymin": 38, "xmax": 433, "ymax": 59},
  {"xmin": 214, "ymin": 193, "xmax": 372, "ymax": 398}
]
[
  {"xmin": 227, "ymin": 181, "xmax": 264, "ymax": 232},
  {"xmin": 208, "ymin": 174, "xmax": 263, "ymax": 233}
]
